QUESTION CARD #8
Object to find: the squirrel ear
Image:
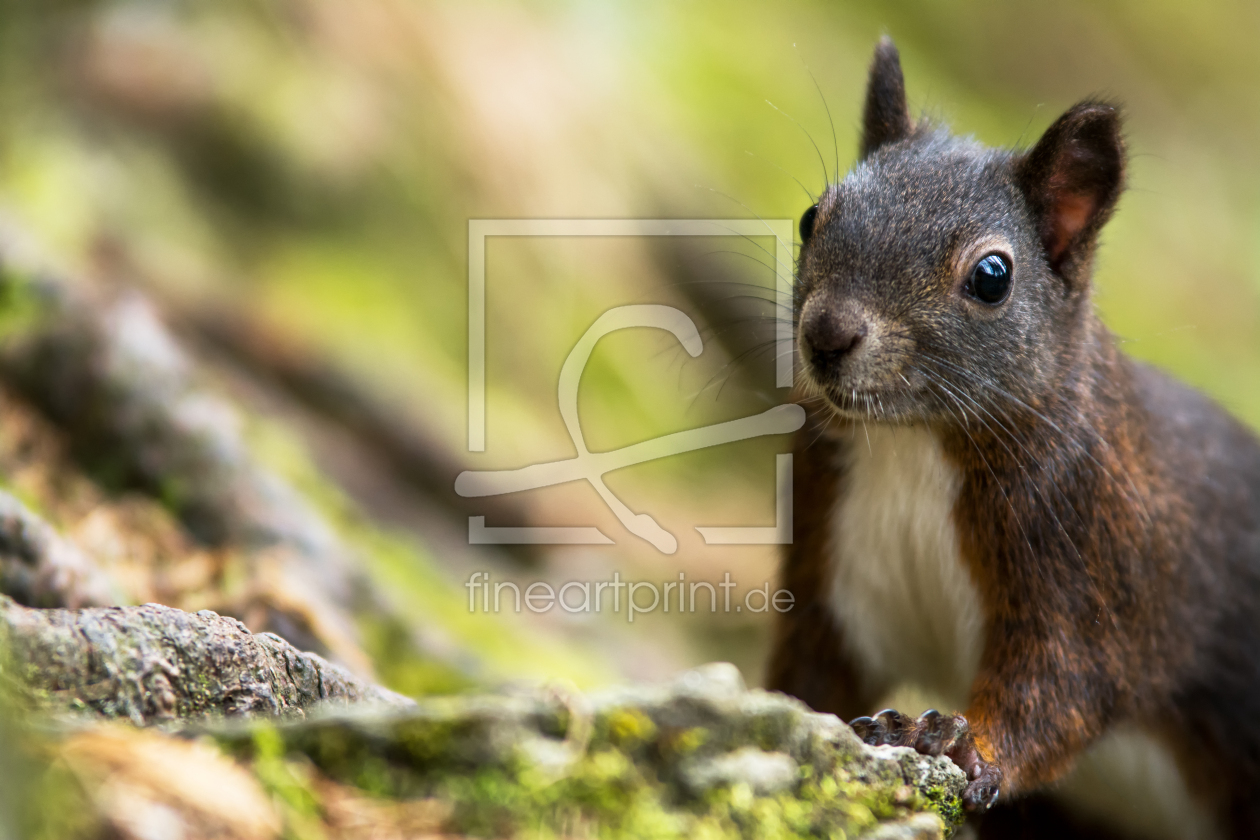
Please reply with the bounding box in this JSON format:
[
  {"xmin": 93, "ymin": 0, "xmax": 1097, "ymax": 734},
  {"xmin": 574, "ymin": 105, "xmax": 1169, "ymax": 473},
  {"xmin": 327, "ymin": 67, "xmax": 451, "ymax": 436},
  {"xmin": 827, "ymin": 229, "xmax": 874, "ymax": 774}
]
[
  {"xmin": 860, "ymin": 37, "xmax": 913, "ymax": 158},
  {"xmin": 1016, "ymin": 101, "xmax": 1125, "ymax": 275}
]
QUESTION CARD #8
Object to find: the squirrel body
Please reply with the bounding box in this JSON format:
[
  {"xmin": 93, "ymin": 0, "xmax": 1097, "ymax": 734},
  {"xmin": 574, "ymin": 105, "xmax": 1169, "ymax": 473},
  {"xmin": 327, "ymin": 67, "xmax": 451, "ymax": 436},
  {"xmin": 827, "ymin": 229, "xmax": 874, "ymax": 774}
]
[
  {"xmin": 826, "ymin": 423, "xmax": 982, "ymax": 710},
  {"xmin": 768, "ymin": 39, "xmax": 1260, "ymax": 839},
  {"xmin": 808, "ymin": 418, "xmax": 1219, "ymax": 838}
]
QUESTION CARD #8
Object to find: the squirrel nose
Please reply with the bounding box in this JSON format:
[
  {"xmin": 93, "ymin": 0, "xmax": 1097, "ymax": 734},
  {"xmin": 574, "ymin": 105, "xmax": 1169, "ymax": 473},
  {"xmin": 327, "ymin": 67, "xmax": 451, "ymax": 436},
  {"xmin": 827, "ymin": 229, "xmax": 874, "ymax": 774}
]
[{"xmin": 803, "ymin": 307, "xmax": 868, "ymax": 371}]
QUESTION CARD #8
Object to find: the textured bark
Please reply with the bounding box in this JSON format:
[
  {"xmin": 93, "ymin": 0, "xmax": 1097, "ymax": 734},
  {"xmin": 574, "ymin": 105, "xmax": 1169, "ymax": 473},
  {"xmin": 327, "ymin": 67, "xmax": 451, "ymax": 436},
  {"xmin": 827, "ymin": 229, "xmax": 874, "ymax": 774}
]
[{"xmin": 0, "ymin": 595, "xmax": 412, "ymax": 723}]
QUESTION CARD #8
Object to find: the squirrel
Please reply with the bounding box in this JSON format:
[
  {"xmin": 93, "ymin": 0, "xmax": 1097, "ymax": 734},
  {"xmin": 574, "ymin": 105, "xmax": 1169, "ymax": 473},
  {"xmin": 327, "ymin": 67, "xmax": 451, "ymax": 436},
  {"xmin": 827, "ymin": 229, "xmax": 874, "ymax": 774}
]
[{"xmin": 767, "ymin": 37, "xmax": 1260, "ymax": 839}]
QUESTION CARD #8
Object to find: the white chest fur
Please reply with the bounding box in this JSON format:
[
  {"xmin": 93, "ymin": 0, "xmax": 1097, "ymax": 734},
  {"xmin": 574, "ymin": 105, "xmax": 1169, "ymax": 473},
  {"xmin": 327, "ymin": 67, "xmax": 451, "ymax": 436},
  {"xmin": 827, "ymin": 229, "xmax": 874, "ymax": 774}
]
[
  {"xmin": 826, "ymin": 423, "xmax": 984, "ymax": 708},
  {"xmin": 824, "ymin": 424, "xmax": 1217, "ymax": 839}
]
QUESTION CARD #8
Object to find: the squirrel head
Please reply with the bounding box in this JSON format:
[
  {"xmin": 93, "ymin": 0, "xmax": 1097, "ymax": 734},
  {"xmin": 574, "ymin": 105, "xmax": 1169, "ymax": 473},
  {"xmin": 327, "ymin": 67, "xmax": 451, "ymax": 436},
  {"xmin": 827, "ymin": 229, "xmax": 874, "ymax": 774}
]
[{"xmin": 795, "ymin": 37, "xmax": 1125, "ymax": 425}]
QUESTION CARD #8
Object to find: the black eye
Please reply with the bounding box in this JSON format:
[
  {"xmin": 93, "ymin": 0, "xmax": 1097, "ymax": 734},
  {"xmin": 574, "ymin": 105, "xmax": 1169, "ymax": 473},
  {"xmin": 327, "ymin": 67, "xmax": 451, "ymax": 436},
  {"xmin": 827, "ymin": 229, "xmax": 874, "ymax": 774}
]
[
  {"xmin": 799, "ymin": 204, "xmax": 818, "ymax": 244},
  {"xmin": 968, "ymin": 253, "xmax": 1012, "ymax": 305}
]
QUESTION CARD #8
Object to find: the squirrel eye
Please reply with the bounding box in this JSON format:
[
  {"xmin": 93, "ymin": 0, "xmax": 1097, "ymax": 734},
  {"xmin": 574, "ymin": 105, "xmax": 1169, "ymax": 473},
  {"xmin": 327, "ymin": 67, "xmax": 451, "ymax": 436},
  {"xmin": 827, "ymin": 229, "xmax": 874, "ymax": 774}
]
[
  {"xmin": 968, "ymin": 253, "xmax": 1012, "ymax": 305},
  {"xmin": 799, "ymin": 204, "xmax": 818, "ymax": 244}
]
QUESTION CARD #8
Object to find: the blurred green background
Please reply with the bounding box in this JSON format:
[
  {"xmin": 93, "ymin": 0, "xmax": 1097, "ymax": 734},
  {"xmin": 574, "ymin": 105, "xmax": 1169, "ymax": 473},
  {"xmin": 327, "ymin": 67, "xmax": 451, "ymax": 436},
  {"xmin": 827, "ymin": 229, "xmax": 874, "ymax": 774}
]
[{"xmin": 0, "ymin": 0, "xmax": 1257, "ymax": 690}]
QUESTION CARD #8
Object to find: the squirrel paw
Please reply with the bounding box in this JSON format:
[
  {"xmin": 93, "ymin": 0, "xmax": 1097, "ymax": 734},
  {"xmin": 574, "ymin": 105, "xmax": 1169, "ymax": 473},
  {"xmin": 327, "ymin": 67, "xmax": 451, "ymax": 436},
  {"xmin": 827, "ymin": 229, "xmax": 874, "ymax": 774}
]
[{"xmin": 849, "ymin": 708, "xmax": 1002, "ymax": 812}]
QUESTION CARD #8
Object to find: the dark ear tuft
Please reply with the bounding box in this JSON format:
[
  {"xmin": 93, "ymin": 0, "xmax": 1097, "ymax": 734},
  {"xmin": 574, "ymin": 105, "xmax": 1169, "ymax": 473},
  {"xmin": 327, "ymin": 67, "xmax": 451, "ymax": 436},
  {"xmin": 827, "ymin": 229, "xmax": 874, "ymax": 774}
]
[
  {"xmin": 860, "ymin": 37, "xmax": 913, "ymax": 159},
  {"xmin": 1016, "ymin": 101, "xmax": 1125, "ymax": 276}
]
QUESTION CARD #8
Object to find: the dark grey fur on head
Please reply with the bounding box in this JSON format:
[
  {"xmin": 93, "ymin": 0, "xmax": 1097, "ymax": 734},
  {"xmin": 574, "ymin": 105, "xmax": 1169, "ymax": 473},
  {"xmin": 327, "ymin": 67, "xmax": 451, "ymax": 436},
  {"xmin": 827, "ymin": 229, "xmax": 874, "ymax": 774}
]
[
  {"xmin": 860, "ymin": 36, "xmax": 913, "ymax": 159},
  {"xmin": 795, "ymin": 38, "xmax": 1125, "ymax": 426}
]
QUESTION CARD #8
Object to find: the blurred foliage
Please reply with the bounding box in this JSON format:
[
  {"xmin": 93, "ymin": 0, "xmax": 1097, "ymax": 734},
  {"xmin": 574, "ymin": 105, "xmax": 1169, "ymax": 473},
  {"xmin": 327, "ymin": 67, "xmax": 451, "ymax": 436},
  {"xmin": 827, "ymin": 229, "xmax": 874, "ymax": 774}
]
[
  {"xmin": 0, "ymin": 0, "xmax": 1252, "ymax": 428},
  {"xmin": 0, "ymin": 0, "xmax": 1256, "ymax": 691}
]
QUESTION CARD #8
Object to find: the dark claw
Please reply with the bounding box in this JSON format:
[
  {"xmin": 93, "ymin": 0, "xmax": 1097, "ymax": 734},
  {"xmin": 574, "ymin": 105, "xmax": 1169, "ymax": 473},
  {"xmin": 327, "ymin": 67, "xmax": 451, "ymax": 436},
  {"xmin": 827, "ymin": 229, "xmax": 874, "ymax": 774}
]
[
  {"xmin": 912, "ymin": 709, "xmax": 950, "ymax": 755},
  {"xmin": 874, "ymin": 708, "xmax": 915, "ymax": 746},
  {"xmin": 848, "ymin": 715, "xmax": 878, "ymax": 744}
]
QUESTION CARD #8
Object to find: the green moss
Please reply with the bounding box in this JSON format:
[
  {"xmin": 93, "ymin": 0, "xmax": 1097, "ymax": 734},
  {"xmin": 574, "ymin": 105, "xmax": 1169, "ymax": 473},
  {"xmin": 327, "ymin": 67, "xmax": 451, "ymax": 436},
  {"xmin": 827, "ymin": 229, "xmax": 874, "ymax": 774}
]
[
  {"xmin": 745, "ymin": 710, "xmax": 797, "ymax": 753},
  {"xmin": 432, "ymin": 749, "xmax": 668, "ymax": 839},
  {"xmin": 916, "ymin": 781, "xmax": 965, "ymax": 831},
  {"xmin": 660, "ymin": 726, "xmax": 708, "ymax": 757},
  {"xmin": 229, "ymin": 711, "xmax": 957, "ymax": 840},
  {"xmin": 599, "ymin": 708, "xmax": 657, "ymax": 750}
]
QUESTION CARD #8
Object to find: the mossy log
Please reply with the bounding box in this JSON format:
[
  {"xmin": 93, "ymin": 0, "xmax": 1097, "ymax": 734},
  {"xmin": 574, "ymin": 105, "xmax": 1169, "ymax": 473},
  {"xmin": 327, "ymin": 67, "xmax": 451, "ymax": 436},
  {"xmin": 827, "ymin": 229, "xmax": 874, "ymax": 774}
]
[
  {"xmin": 0, "ymin": 595, "xmax": 411, "ymax": 723},
  {"xmin": 7, "ymin": 630, "xmax": 964, "ymax": 839},
  {"xmin": 207, "ymin": 664, "xmax": 966, "ymax": 838}
]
